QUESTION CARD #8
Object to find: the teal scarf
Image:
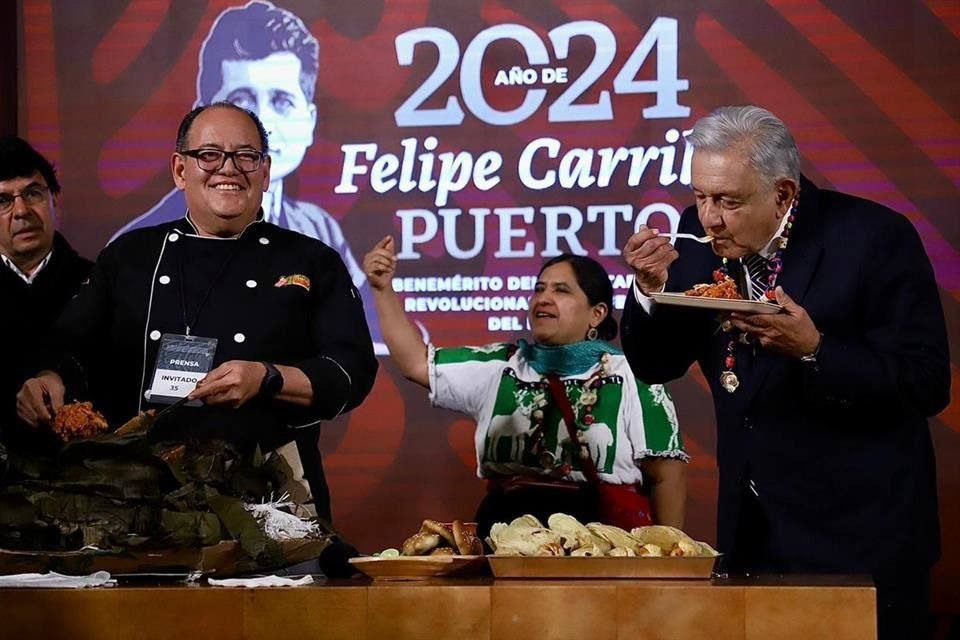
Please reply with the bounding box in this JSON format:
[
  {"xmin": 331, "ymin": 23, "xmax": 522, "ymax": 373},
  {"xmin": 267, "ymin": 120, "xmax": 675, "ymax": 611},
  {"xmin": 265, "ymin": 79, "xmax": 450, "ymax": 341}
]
[{"xmin": 518, "ymin": 339, "xmax": 622, "ymax": 376}]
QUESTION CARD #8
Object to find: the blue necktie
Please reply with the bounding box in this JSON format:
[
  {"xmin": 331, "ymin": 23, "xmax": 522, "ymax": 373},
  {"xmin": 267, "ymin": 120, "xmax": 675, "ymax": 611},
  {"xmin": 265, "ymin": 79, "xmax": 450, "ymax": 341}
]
[{"xmin": 742, "ymin": 254, "xmax": 769, "ymax": 300}]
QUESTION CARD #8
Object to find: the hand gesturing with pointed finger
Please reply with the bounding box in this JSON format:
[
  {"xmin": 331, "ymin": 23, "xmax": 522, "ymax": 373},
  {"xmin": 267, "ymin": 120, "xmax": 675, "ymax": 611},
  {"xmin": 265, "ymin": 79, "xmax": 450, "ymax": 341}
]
[{"xmin": 363, "ymin": 236, "xmax": 397, "ymax": 292}]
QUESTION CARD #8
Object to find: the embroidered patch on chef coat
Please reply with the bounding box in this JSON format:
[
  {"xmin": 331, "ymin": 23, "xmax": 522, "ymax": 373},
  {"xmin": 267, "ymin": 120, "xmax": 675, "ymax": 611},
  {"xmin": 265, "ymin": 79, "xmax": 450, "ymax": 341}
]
[{"xmin": 274, "ymin": 274, "xmax": 311, "ymax": 291}]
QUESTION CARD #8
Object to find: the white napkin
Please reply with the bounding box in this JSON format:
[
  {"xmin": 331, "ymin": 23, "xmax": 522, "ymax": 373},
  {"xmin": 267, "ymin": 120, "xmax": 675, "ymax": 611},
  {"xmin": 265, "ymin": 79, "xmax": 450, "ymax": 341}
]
[
  {"xmin": 0, "ymin": 571, "xmax": 116, "ymax": 588},
  {"xmin": 207, "ymin": 574, "xmax": 314, "ymax": 588}
]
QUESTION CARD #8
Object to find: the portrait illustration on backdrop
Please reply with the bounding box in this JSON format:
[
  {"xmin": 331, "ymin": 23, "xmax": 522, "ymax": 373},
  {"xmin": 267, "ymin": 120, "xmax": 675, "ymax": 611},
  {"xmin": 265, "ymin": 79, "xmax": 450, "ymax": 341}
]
[{"xmin": 111, "ymin": 0, "xmax": 384, "ymax": 349}]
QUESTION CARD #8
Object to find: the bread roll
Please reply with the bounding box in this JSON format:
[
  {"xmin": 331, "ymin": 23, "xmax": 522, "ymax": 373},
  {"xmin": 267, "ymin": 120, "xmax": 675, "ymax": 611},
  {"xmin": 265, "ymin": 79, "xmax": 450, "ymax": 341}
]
[
  {"xmin": 429, "ymin": 546, "xmax": 455, "ymax": 556},
  {"xmin": 421, "ymin": 519, "xmax": 457, "ymax": 548},
  {"xmin": 470, "ymin": 536, "xmax": 484, "ymax": 555},
  {"xmin": 401, "ymin": 532, "xmax": 441, "ymax": 556},
  {"xmin": 452, "ymin": 520, "xmax": 475, "ymax": 555}
]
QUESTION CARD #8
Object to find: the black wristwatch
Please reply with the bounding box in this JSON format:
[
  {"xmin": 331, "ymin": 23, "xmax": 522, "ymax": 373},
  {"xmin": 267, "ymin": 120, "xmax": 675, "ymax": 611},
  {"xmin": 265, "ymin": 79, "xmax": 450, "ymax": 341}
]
[{"xmin": 259, "ymin": 362, "xmax": 283, "ymax": 397}]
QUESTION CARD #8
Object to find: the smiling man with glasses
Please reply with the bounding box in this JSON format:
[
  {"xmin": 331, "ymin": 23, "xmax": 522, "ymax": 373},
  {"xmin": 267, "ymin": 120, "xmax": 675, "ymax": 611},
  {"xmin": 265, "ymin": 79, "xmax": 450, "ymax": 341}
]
[
  {"xmin": 111, "ymin": 1, "xmax": 387, "ymax": 354},
  {"xmin": 171, "ymin": 103, "xmax": 273, "ymax": 238},
  {"xmin": 180, "ymin": 148, "xmax": 267, "ymax": 174},
  {"xmin": 17, "ymin": 104, "xmax": 378, "ymax": 525},
  {"xmin": 0, "ymin": 136, "xmax": 93, "ymax": 461}
]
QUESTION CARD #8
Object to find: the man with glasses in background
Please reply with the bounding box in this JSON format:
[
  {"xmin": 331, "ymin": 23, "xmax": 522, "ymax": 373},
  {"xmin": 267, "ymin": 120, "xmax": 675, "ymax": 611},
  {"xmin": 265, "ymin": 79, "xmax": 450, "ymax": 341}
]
[
  {"xmin": 17, "ymin": 104, "xmax": 378, "ymax": 522},
  {"xmin": 0, "ymin": 136, "xmax": 93, "ymax": 473}
]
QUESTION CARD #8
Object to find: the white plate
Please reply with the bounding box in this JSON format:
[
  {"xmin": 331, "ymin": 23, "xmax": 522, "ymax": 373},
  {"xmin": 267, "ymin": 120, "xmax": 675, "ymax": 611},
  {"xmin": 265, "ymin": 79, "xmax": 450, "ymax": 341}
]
[{"xmin": 650, "ymin": 292, "xmax": 782, "ymax": 315}]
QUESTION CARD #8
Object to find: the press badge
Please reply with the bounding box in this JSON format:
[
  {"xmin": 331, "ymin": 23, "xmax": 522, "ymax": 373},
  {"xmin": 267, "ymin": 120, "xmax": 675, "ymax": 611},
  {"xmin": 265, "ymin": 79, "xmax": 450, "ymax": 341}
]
[{"xmin": 147, "ymin": 333, "xmax": 218, "ymax": 405}]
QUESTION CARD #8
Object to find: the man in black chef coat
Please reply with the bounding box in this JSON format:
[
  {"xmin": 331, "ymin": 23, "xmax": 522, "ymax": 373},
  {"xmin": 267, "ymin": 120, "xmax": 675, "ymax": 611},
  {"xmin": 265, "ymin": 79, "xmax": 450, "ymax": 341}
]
[{"xmin": 17, "ymin": 103, "xmax": 378, "ymax": 520}]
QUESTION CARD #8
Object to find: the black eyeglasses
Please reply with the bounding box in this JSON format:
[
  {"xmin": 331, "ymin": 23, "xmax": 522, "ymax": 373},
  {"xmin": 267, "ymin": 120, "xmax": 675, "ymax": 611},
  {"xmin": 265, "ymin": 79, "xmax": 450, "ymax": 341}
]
[
  {"xmin": 0, "ymin": 185, "xmax": 50, "ymax": 216},
  {"xmin": 180, "ymin": 148, "xmax": 267, "ymax": 173}
]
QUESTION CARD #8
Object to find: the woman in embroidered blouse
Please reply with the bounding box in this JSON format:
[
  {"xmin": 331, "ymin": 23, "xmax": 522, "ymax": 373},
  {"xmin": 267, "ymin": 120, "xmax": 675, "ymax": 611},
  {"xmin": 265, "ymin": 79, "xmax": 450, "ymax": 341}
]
[{"xmin": 363, "ymin": 237, "xmax": 687, "ymax": 537}]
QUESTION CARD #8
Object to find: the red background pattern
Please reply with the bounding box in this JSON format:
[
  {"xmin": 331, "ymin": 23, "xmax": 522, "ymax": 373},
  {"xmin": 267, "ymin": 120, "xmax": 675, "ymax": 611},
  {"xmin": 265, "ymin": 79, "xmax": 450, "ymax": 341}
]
[{"xmin": 18, "ymin": 0, "xmax": 960, "ymax": 616}]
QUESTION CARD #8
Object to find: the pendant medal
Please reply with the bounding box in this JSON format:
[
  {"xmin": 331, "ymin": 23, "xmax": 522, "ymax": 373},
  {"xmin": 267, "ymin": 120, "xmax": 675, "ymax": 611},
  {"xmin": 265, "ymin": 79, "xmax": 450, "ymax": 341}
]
[
  {"xmin": 720, "ymin": 370, "xmax": 740, "ymax": 393},
  {"xmin": 539, "ymin": 450, "xmax": 556, "ymax": 468}
]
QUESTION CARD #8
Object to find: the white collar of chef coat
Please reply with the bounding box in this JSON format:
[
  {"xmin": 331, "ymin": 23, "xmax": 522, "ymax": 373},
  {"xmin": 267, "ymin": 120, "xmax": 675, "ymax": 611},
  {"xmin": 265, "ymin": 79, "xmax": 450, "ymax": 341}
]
[
  {"xmin": 180, "ymin": 209, "xmax": 266, "ymax": 240},
  {"xmin": 263, "ymin": 181, "xmax": 283, "ymax": 225}
]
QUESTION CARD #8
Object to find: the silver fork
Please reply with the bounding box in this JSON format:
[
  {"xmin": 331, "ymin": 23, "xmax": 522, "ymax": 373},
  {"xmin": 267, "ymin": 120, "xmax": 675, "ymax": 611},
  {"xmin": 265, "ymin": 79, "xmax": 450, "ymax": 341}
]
[{"xmin": 666, "ymin": 233, "xmax": 714, "ymax": 243}]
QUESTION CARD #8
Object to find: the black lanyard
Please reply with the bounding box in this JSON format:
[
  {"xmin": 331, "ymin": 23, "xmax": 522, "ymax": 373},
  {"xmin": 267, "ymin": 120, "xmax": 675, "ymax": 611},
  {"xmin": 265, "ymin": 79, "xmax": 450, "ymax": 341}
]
[{"xmin": 176, "ymin": 236, "xmax": 243, "ymax": 336}]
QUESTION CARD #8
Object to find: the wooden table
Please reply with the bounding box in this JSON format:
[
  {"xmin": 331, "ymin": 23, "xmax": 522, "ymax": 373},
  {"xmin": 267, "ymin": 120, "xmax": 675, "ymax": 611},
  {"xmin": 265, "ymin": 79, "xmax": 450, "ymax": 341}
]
[{"xmin": 0, "ymin": 575, "xmax": 876, "ymax": 639}]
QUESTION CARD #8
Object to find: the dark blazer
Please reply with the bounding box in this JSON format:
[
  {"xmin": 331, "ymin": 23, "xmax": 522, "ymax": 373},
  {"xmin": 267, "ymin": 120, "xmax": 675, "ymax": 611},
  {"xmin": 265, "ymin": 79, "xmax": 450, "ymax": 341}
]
[
  {"xmin": 1, "ymin": 232, "xmax": 93, "ymax": 451},
  {"xmin": 622, "ymin": 177, "xmax": 949, "ymax": 578}
]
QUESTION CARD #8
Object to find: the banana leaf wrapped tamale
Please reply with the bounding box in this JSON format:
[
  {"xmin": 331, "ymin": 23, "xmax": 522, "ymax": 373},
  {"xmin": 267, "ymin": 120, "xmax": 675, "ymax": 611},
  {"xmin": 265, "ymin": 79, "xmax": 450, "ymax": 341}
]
[{"xmin": 0, "ymin": 424, "xmax": 329, "ymax": 573}]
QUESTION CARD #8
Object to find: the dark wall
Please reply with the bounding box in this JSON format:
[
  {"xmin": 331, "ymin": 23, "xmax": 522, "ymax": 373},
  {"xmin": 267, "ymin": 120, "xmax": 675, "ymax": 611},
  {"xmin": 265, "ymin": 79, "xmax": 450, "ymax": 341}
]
[{"xmin": 0, "ymin": 1, "xmax": 16, "ymax": 135}]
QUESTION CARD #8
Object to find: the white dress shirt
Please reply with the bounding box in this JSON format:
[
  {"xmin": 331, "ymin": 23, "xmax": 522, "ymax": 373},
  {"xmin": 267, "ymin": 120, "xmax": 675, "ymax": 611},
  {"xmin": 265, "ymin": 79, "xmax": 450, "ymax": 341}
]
[{"xmin": 1, "ymin": 250, "xmax": 53, "ymax": 284}]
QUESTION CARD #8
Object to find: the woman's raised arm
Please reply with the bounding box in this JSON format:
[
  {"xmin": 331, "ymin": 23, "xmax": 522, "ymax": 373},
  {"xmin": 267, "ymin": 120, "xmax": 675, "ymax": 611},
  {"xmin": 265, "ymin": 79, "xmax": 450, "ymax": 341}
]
[{"xmin": 363, "ymin": 236, "xmax": 429, "ymax": 388}]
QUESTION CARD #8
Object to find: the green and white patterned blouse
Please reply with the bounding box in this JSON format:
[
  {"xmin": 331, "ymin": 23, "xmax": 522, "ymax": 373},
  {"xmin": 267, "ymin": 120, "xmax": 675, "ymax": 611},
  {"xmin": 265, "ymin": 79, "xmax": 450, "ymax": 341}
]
[{"xmin": 428, "ymin": 341, "xmax": 687, "ymax": 486}]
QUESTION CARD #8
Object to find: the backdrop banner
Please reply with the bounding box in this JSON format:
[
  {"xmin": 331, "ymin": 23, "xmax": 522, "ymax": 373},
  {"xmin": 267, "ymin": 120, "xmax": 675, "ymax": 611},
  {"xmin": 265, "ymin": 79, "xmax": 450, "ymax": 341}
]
[{"xmin": 18, "ymin": 0, "xmax": 960, "ymax": 607}]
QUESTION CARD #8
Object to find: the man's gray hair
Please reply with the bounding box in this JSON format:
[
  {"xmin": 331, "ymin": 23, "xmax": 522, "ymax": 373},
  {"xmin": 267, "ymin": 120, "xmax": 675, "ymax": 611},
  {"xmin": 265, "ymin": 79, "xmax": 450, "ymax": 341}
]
[{"xmin": 688, "ymin": 106, "xmax": 801, "ymax": 187}]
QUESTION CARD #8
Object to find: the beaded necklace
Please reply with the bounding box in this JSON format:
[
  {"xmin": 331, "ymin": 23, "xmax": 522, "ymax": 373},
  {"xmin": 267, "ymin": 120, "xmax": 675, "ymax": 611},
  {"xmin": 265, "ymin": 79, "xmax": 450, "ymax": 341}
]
[
  {"xmin": 518, "ymin": 349, "xmax": 614, "ymax": 475},
  {"xmin": 717, "ymin": 197, "xmax": 797, "ymax": 393}
]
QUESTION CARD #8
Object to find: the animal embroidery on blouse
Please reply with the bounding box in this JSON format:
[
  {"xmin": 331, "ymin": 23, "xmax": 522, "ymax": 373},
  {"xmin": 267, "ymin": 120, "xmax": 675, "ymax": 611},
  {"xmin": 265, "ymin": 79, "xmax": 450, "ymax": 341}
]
[{"xmin": 483, "ymin": 360, "xmax": 622, "ymax": 476}]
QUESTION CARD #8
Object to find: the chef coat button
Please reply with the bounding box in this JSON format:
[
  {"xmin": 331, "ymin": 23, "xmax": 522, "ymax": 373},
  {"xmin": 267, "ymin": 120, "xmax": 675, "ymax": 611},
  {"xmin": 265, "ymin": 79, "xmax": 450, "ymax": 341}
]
[
  {"xmin": 158, "ymin": 275, "xmax": 171, "ymax": 285},
  {"xmin": 743, "ymin": 417, "xmax": 753, "ymax": 430},
  {"xmin": 167, "ymin": 233, "xmax": 180, "ymax": 243},
  {"xmin": 246, "ymin": 279, "xmax": 257, "ymax": 288},
  {"xmin": 149, "ymin": 330, "xmax": 161, "ymax": 341},
  {"xmin": 234, "ymin": 333, "xmax": 246, "ymax": 343},
  {"xmin": 144, "ymin": 390, "xmax": 152, "ymax": 400},
  {"xmin": 259, "ymin": 237, "xmax": 269, "ymax": 245}
]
